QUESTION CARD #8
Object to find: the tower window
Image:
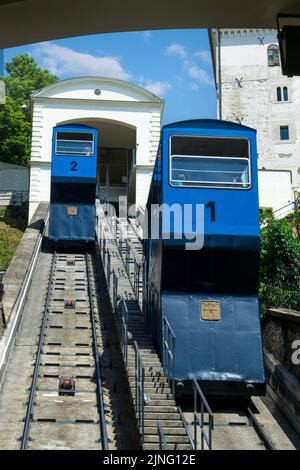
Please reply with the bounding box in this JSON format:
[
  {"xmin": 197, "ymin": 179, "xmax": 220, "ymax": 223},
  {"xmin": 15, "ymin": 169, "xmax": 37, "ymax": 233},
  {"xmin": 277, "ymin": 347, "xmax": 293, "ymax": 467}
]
[
  {"xmin": 276, "ymin": 86, "xmax": 289, "ymax": 102},
  {"xmin": 280, "ymin": 126, "xmax": 289, "ymax": 141},
  {"xmin": 268, "ymin": 44, "xmax": 280, "ymax": 66},
  {"xmin": 277, "ymin": 87, "xmax": 282, "ymax": 101}
]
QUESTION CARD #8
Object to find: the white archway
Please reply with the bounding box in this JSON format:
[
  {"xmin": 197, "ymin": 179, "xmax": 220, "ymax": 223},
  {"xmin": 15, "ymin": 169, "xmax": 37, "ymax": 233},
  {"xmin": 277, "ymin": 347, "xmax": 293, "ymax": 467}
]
[{"xmin": 28, "ymin": 77, "xmax": 163, "ymax": 220}]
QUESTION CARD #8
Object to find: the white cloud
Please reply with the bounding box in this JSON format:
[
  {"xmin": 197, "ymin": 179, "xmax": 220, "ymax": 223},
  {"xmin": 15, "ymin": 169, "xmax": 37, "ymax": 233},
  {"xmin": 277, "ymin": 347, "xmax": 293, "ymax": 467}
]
[
  {"xmin": 34, "ymin": 42, "xmax": 131, "ymax": 80},
  {"xmin": 142, "ymin": 31, "xmax": 152, "ymax": 43},
  {"xmin": 142, "ymin": 80, "xmax": 171, "ymax": 97},
  {"xmin": 166, "ymin": 42, "xmax": 187, "ymax": 60},
  {"xmin": 194, "ymin": 50, "xmax": 211, "ymax": 63},
  {"xmin": 187, "ymin": 66, "xmax": 213, "ymax": 86},
  {"xmin": 189, "ymin": 82, "xmax": 199, "ymax": 92}
]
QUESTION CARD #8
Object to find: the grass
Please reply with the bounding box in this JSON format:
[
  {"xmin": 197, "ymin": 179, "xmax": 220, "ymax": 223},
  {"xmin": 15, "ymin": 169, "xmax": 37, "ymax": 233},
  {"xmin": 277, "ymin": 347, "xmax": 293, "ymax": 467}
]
[{"xmin": 0, "ymin": 205, "xmax": 28, "ymax": 271}]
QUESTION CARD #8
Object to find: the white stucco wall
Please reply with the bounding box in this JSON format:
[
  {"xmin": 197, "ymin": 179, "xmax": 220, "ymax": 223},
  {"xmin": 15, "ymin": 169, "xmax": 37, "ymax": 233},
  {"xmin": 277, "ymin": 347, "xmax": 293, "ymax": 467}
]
[
  {"xmin": 258, "ymin": 169, "xmax": 294, "ymax": 211},
  {"xmin": 28, "ymin": 77, "xmax": 163, "ymax": 221},
  {"xmin": 212, "ymin": 29, "xmax": 300, "ymax": 209}
]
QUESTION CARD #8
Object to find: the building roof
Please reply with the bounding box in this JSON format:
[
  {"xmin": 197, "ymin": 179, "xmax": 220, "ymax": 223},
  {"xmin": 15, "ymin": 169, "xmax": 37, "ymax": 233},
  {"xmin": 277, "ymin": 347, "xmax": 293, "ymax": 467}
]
[{"xmin": 31, "ymin": 76, "xmax": 164, "ymax": 105}]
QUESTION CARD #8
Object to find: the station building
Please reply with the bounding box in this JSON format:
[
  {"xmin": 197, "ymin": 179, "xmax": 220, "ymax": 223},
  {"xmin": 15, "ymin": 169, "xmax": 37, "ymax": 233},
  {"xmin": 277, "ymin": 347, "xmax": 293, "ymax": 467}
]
[
  {"xmin": 28, "ymin": 77, "xmax": 163, "ymax": 221},
  {"xmin": 210, "ymin": 29, "xmax": 300, "ymax": 212}
]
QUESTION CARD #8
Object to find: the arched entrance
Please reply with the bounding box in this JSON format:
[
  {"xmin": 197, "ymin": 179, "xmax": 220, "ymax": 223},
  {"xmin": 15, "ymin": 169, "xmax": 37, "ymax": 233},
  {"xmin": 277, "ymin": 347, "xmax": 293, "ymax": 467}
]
[
  {"xmin": 57, "ymin": 118, "xmax": 137, "ymax": 209},
  {"xmin": 28, "ymin": 77, "xmax": 163, "ymax": 222}
]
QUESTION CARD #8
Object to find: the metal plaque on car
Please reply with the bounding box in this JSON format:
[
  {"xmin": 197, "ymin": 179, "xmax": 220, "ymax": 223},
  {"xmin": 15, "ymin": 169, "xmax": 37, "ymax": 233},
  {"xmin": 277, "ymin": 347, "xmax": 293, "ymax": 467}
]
[
  {"xmin": 201, "ymin": 300, "xmax": 221, "ymax": 321},
  {"xmin": 68, "ymin": 206, "xmax": 77, "ymax": 216}
]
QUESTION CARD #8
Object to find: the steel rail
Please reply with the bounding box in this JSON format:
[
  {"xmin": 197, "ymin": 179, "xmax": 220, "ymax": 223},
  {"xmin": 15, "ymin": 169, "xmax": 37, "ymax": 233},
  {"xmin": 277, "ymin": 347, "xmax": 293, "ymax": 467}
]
[
  {"xmin": 246, "ymin": 406, "xmax": 276, "ymax": 450},
  {"xmin": 21, "ymin": 251, "xmax": 56, "ymax": 450},
  {"xmin": 85, "ymin": 254, "xmax": 109, "ymax": 450}
]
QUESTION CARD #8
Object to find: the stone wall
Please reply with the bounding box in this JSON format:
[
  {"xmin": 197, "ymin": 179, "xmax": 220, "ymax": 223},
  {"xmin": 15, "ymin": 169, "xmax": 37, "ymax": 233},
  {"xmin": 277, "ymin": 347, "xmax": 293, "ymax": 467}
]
[{"xmin": 263, "ymin": 308, "xmax": 300, "ymax": 381}]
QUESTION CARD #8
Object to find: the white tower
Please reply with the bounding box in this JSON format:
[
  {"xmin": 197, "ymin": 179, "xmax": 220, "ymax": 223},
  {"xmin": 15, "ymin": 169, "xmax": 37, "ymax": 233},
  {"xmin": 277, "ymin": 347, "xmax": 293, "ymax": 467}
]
[{"xmin": 210, "ymin": 29, "xmax": 300, "ymax": 211}]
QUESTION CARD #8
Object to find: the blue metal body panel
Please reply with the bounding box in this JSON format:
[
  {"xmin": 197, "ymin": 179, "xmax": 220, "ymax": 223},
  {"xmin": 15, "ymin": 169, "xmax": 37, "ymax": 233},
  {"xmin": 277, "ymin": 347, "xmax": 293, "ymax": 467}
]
[
  {"xmin": 161, "ymin": 292, "xmax": 265, "ymax": 383},
  {"xmin": 144, "ymin": 119, "xmax": 265, "ymax": 395},
  {"xmin": 48, "ymin": 124, "xmax": 97, "ymax": 243},
  {"xmin": 48, "ymin": 203, "xmax": 96, "ymax": 241}
]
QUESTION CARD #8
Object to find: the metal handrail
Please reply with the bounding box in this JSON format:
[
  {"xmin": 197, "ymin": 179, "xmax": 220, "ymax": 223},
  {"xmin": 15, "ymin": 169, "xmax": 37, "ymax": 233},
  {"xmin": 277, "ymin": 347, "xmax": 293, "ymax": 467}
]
[
  {"xmin": 134, "ymin": 262, "xmax": 143, "ymax": 305},
  {"xmin": 163, "ymin": 316, "xmax": 176, "ymax": 396},
  {"xmin": 178, "ymin": 406, "xmax": 194, "ymax": 449},
  {"xmin": 106, "ymin": 250, "xmax": 111, "ymax": 291},
  {"xmin": 157, "ymin": 421, "xmax": 168, "ymax": 450},
  {"xmin": 102, "ymin": 237, "xmax": 106, "ymax": 267},
  {"xmin": 134, "ymin": 341, "xmax": 145, "ymax": 445},
  {"xmin": 112, "ymin": 269, "xmax": 118, "ymax": 314},
  {"xmin": 192, "ymin": 377, "xmax": 214, "ymax": 450},
  {"xmin": 121, "ymin": 299, "xmax": 129, "ymax": 366}
]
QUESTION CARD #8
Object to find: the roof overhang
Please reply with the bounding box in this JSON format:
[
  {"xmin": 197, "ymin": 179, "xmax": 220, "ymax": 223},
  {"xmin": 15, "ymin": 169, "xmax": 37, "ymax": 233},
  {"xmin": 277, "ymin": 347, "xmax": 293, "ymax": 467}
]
[{"xmin": 1, "ymin": 0, "xmax": 300, "ymax": 49}]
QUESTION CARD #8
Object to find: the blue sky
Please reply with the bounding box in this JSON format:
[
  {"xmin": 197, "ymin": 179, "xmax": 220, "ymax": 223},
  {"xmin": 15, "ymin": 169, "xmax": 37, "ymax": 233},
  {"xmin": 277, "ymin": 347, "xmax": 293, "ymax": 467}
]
[{"xmin": 4, "ymin": 29, "xmax": 216, "ymax": 124}]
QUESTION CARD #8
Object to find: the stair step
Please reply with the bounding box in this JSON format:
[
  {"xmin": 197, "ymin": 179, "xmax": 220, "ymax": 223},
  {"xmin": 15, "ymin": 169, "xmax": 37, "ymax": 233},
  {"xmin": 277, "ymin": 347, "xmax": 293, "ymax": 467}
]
[
  {"xmin": 143, "ymin": 443, "xmax": 192, "ymax": 450},
  {"xmin": 142, "ymin": 412, "xmax": 180, "ymax": 420},
  {"xmin": 144, "ymin": 400, "xmax": 176, "ymax": 406},
  {"xmin": 144, "ymin": 406, "xmax": 177, "ymax": 413},
  {"xmin": 143, "ymin": 419, "xmax": 184, "ymax": 428},
  {"xmin": 143, "ymin": 435, "xmax": 191, "ymax": 444},
  {"xmin": 144, "ymin": 427, "xmax": 188, "ymax": 436},
  {"xmin": 131, "ymin": 383, "xmax": 171, "ymax": 391}
]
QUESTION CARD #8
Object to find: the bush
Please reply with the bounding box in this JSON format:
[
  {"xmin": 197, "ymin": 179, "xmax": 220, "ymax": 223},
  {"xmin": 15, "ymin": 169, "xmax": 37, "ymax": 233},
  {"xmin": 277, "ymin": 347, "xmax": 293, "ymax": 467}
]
[{"xmin": 260, "ymin": 218, "xmax": 300, "ymax": 311}]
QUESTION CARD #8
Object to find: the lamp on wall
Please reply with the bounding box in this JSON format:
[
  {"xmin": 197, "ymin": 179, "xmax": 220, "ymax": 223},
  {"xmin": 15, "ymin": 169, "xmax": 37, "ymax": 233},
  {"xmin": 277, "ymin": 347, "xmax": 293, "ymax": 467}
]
[{"xmin": 277, "ymin": 14, "xmax": 300, "ymax": 76}]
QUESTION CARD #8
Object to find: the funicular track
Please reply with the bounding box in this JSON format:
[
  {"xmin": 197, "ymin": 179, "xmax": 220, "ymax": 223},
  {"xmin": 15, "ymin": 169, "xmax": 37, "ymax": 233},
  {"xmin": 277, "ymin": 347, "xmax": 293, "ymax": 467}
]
[
  {"xmin": 100, "ymin": 208, "xmax": 295, "ymax": 451},
  {"xmin": 19, "ymin": 251, "xmax": 136, "ymax": 450}
]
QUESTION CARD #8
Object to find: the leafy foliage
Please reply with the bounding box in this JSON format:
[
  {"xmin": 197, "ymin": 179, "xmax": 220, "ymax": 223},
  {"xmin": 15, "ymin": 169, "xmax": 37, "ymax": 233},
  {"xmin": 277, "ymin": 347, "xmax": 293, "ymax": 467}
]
[
  {"xmin": 4, "ymin": 54, "xmax": 58, "ymax": 109},
  {"xmin": 0, "ymin": 96, "xmax": 31, "ymax": 165},
  {"xmin": 260, "ymin": 217, "xmax": 300, "ymax": 311},
  {"xmin": 0, "ymin": 54, "xmax": 58, "ymax": 166}
]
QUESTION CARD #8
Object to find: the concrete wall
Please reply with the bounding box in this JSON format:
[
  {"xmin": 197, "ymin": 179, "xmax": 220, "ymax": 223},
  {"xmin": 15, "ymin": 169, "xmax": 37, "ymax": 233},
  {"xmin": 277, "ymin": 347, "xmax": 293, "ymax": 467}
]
[
  {"xmin": 28, "ymin": 77, "xmax": 163, "ymax": 221},
  {"xmin": 212, "ymin": 29, "xmax": 300, "ymax": 209}
]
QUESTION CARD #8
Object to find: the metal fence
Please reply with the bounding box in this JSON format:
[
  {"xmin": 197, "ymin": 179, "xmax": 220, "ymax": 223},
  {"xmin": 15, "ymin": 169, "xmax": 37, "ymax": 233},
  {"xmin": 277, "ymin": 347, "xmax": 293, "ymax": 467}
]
[
  {"xmin": 272, "ymin": 199, "xmax": 299, "ymax": 220},
  {"xmin": 0, "ymin": 190, "xmax": 29, "ymax": 206}
]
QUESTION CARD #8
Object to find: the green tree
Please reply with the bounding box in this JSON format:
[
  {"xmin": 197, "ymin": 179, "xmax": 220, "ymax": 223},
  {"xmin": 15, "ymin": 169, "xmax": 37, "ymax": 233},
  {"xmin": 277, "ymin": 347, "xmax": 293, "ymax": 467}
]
[
  {"xmin": 4, "ymin": 54, "xmax": 58, "ymax": 110},
  {"xmin": 0, "ymin": 96, "xmax": 31, "ymax": 166},
  {"xmin": 0, "ymin": 54, "xmax": 58, "ymax": 166}
]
